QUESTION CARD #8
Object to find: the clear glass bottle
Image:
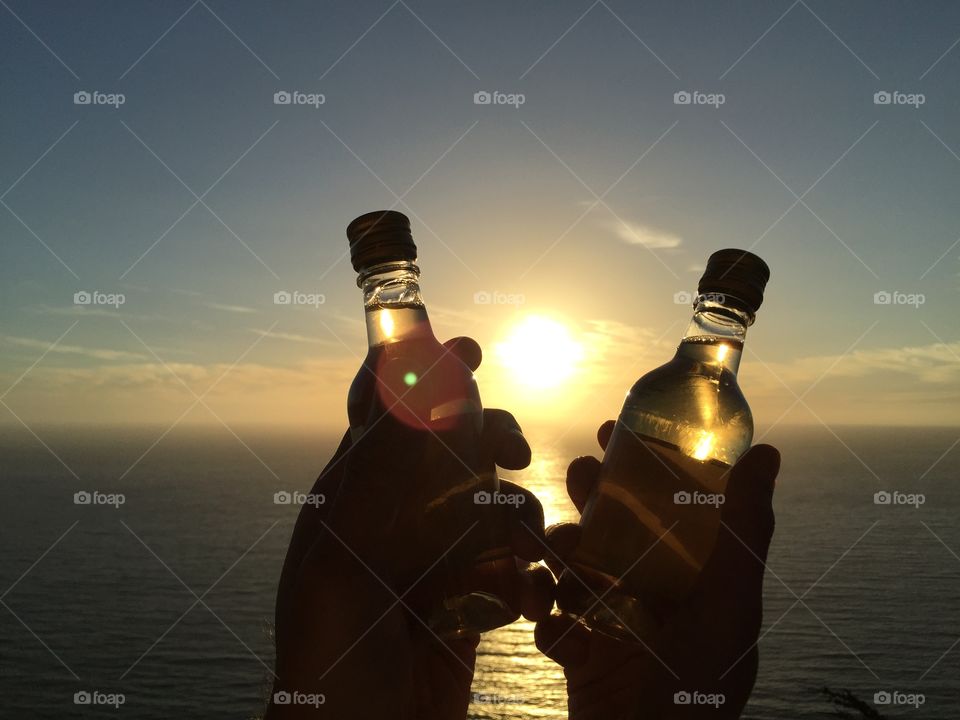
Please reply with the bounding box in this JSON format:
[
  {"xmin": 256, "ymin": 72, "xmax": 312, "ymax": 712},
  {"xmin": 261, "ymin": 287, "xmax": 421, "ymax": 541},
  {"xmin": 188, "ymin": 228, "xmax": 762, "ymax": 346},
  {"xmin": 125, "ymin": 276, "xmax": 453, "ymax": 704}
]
[
  {"xmin": 345, "ymin": 210, "xmax": 519, "ymax": 637},
  {"xmin": 559, "ymin": 249, "xmax": 770, "ymax": 642}
]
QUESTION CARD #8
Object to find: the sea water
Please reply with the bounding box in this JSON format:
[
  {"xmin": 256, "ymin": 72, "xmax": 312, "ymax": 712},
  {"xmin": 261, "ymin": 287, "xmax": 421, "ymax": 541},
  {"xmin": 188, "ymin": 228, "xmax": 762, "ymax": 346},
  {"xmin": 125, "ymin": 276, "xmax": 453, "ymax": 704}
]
[{"xmin": 0, "ymin": 424, "xmax": 958, "ymax": 719}]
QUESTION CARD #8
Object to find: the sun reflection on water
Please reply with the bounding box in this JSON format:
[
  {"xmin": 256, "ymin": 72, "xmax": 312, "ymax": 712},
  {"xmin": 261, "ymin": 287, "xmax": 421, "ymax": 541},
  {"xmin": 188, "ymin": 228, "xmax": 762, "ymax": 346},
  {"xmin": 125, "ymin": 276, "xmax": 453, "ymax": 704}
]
[{"xmin": 471, "ymin": 440, "xmax": 579, "ymax": 719}]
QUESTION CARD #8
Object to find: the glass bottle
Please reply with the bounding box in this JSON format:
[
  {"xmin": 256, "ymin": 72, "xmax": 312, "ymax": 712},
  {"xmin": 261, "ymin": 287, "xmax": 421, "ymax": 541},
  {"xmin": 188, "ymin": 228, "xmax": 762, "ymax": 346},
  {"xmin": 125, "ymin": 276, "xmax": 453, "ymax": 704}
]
[
  {"xmin": 559, "ymin": 249, "xmax": 770, "ymax": 642},
  {"xmin": 345, "ymin": 210, "xmax": 519, "ymax": 637}
]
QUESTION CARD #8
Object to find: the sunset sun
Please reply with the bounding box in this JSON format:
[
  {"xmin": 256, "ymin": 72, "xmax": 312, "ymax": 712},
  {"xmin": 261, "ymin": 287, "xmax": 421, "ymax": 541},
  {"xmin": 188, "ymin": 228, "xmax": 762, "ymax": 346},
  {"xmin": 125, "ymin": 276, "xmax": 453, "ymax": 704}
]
[{"xmin": 494, "ymin": 315, "xmax": 584, "ymax": 391}]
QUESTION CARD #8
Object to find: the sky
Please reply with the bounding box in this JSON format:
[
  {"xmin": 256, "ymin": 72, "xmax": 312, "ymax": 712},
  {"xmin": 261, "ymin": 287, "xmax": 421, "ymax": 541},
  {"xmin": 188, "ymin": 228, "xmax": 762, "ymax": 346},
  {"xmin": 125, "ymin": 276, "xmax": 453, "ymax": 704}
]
[{"xmin": 1, "ymin": 0, "xmax": 959, "ymax": 438}]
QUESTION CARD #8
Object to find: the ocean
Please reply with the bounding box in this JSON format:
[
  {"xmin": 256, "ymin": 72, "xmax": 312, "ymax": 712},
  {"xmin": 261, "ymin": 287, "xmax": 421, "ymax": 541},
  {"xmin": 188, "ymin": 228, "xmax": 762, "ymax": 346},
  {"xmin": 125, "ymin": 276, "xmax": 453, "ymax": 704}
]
[{"xmin": 1, "ymin": 424, "xmax": 958, "ymax": 719}]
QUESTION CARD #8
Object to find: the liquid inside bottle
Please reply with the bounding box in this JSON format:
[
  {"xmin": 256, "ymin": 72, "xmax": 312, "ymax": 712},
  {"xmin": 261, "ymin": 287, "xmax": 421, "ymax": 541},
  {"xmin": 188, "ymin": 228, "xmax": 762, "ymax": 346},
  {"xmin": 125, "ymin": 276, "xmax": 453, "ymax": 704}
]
[{"xmin": 559, "ymin": 256, "xmax": 768, "ymax": 643}]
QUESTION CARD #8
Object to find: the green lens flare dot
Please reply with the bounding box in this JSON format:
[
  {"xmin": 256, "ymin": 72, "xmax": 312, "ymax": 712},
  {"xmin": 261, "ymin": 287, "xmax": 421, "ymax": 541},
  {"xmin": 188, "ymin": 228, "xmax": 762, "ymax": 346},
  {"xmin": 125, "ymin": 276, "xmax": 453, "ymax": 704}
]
[{"xmin": 403, "ymin": 372, "xmax": 417, "ymax": 386}]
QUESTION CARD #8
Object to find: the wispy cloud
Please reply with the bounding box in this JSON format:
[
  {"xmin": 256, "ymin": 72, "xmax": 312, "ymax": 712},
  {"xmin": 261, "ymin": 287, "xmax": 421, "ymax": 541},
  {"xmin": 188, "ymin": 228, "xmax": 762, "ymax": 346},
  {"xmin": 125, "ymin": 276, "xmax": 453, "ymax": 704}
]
[
  {"xmin": 0, "ymin": 358, "xmax": 357, "ymax": 427},
  {"xmin": 579, "ymin": 318, "xmax": 674, "ymax": 387},
  {"xmin": 608, "ymin": 220, "xmax": 682, "ymax": 249},
  {"xmin": 249, "ymin": 328, "xmax": 332, "ymax": 345},
  {"xmin": 4, "ymin": 336, "xmax": 146, "ymax": 361},
  {"xmin": 29, "ymin": 304, "xmax": 168, "ymax": 323},
  {"xmin": 752, "ymin": 341, "xmax": 960, "ymax": 388},
  {"xmin": 32, "ymin": 304, "xmax": 129, "ymax": 319},
  {"xmin": 428, "ymin": 303, "xmax": 484, "ymax": 331},
  {"xmin": 169, "ymin": 287, "xmax": 203, "ymax": 297},
  {"xmin": 206, "ymin": 302, "xmax": 257, "ymax": 314}
]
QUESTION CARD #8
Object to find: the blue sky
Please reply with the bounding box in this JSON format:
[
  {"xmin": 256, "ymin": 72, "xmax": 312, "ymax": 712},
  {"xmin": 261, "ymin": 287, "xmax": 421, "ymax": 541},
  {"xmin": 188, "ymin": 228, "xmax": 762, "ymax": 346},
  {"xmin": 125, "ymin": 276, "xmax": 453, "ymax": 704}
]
[{"xmin": 1, "ymin": 0, "xmax": 959, "ymax": 431}]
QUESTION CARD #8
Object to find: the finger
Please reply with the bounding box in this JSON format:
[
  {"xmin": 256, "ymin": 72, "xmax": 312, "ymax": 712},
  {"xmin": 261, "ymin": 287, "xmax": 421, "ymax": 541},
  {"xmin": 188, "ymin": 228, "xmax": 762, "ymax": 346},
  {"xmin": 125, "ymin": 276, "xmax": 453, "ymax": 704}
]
[
  {"xmin": 439, "ymin": 632, "xmax": 481, "ymax": 666},
  {"xmin": 566, "ymin": 455, "xmax": 601, "ymax": 514},
  {"xmin": 518, "ymin": 561, "xmax": 555, "ymax": 622},
  {"xmin": 597, "ymin": 419, "xmax": 616, "ymax": 451},
  {"xmin": 719, "ymin": 444, "xmax": 778, "ymax": 563},
  {"xmin": 700, "ymin": 444, "xmax": 779, "ymax": 617},
  {"xmin": 544, "ymin": 522, "xmax": 581, "ymax": 577},
  {"xmin": 483, "ymin": 408, "xmax": 531, "ymax": 470},
  {"xmin": 443, "ymin": 336, "xmax": 482, "ymax": 372},
  {"xmin": 502, "ymin": 479, "xmax": 546, "ymax": 561},
  {"xmin": 535, "ymin": 613, "xmax": 591, "ymax": 667}
]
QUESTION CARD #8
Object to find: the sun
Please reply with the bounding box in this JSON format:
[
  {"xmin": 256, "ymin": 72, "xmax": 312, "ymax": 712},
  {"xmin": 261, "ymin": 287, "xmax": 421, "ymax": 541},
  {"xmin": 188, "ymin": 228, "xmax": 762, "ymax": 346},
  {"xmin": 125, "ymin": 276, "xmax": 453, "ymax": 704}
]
[{"xmin": 494, "ymin": 315, "xmax": 584, "ymax": 390}]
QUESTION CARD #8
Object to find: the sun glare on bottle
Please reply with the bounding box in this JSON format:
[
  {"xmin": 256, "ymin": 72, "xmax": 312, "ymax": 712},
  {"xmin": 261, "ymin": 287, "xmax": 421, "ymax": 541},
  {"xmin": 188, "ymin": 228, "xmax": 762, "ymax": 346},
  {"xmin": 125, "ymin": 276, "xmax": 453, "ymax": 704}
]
[
  {"xmin": 494, "ymin": 315, "xmax": 583, "ymax": 391},
  {"xmin": 691, "ymin": 431, "xmax": 716, "ymax": 461},
  {"xmin": 379, "ymin": 309, "xmax": 395, "ymax": 339}
]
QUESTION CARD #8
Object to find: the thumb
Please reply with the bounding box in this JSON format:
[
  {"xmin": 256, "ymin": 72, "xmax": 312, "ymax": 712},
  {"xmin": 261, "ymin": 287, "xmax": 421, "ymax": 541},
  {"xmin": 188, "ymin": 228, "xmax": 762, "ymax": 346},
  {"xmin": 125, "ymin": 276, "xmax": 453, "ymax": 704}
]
[{"xmin": 698, "ymin": 445, "xmax": 779, "ymax": 618}]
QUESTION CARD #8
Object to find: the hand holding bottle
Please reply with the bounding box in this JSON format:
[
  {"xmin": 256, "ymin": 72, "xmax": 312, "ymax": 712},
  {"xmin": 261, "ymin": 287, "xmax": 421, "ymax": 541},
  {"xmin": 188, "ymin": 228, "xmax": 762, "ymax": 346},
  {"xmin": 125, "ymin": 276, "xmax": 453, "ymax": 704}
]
[
  {"xmin": 268, "ymin": 337, "xmax": 555, "ymax": 720},
  {"xmin": 537, "ymin": 420, "xmax": 779, "ymax": 719},
  {"xmin": 346, "ymin": 211, "xmax": 526, "ymax": 636},
  {"xmin": 563, "ymin": 250, "xmax": 771, "ymax": 640}
]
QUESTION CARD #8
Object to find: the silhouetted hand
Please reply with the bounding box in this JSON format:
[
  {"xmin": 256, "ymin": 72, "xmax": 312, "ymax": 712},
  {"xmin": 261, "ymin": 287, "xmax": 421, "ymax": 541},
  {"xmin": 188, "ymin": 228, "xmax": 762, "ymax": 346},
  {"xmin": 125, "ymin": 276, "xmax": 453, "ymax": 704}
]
[
  {"xmin": 266, "ymin": 337, "xmax": 553, "ymax": 720},
  {"xmin": 536, "ymin": 420, "xmax": 779, "ymax": 719}
]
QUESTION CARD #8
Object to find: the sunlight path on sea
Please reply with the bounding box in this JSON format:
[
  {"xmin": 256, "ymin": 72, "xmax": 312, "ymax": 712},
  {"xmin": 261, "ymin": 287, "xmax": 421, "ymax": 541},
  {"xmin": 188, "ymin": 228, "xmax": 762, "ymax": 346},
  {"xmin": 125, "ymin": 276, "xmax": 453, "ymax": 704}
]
[{"xmin": 470, "ymin": 442, "xmax": 577, "ymax": 719}]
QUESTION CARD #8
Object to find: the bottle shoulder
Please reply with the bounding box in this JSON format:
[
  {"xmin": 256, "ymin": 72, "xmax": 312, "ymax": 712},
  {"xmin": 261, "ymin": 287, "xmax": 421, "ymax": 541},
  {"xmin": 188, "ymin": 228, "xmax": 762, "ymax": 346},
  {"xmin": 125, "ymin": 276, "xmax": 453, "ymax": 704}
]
[
  {"xmin": 628, "ymin": 353, "xmax": 745, "ymax": 397},
  {"xmin": 618, "ymin": 353, "xmax": 753, "ymax": 465}
]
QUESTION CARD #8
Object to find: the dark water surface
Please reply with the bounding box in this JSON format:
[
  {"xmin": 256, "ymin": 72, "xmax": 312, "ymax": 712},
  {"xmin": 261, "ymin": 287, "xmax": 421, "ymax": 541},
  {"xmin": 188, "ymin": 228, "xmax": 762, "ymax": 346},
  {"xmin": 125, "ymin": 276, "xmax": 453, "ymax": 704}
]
[{"xmin": 1, "ymin": 424, "xmax": 958, "ymax": 718}]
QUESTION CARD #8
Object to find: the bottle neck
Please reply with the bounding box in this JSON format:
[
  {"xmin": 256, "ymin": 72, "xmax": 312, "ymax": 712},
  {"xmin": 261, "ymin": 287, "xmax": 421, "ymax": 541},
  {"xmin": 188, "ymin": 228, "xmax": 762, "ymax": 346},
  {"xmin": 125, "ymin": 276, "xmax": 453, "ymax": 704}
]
[
  {"xmin": 676, "ymin": 298, "xmax": 753, "ymax": 374},
  {"xmin": 358, "ymin": 261, "xmax": 433, "ymax": 346}
]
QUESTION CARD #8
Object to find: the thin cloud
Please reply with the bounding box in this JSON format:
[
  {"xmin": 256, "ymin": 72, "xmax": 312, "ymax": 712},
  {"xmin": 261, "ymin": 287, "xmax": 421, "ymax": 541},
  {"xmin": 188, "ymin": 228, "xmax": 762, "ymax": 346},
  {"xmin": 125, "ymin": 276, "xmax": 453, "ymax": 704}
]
[
  {"xmin": 579, "ymin": 318, "xmax": 671, "ymax": 387},
  {"xmin": 249, "ymin": 328, "xmax": 331, "ymax": 345},
  {"xmin": 5, "ymin": 358, "xmax": 353, "ymax": 394},
  {"xmin": 4, "ymin": 336, "xmax": 146, "ymax": 361},
  {"xmin": 752, "ymin": 341, "xmax": 960, "ymax": 388},
  {"xmin": 609, "ymin": 220, "xmax": 682, "ymax": 249},
  {"xmin": 206, "ymin": 302, "xmax": 257, "ymax": 314},
  {"xmin": 31, "ymin": 304, "xmax": 129, "ymax": 319}
]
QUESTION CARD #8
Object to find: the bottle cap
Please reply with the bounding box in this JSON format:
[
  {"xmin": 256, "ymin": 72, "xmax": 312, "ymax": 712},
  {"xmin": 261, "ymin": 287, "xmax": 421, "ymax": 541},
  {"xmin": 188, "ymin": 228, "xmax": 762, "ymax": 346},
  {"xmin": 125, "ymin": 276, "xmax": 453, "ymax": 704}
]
[
  {"xmin": 697, "ymin": 249, "xmax": 770, "ymax": 314},
  {"xmin": 347, "ymin": 210, "xmax": 417, "ymax": 272}
]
